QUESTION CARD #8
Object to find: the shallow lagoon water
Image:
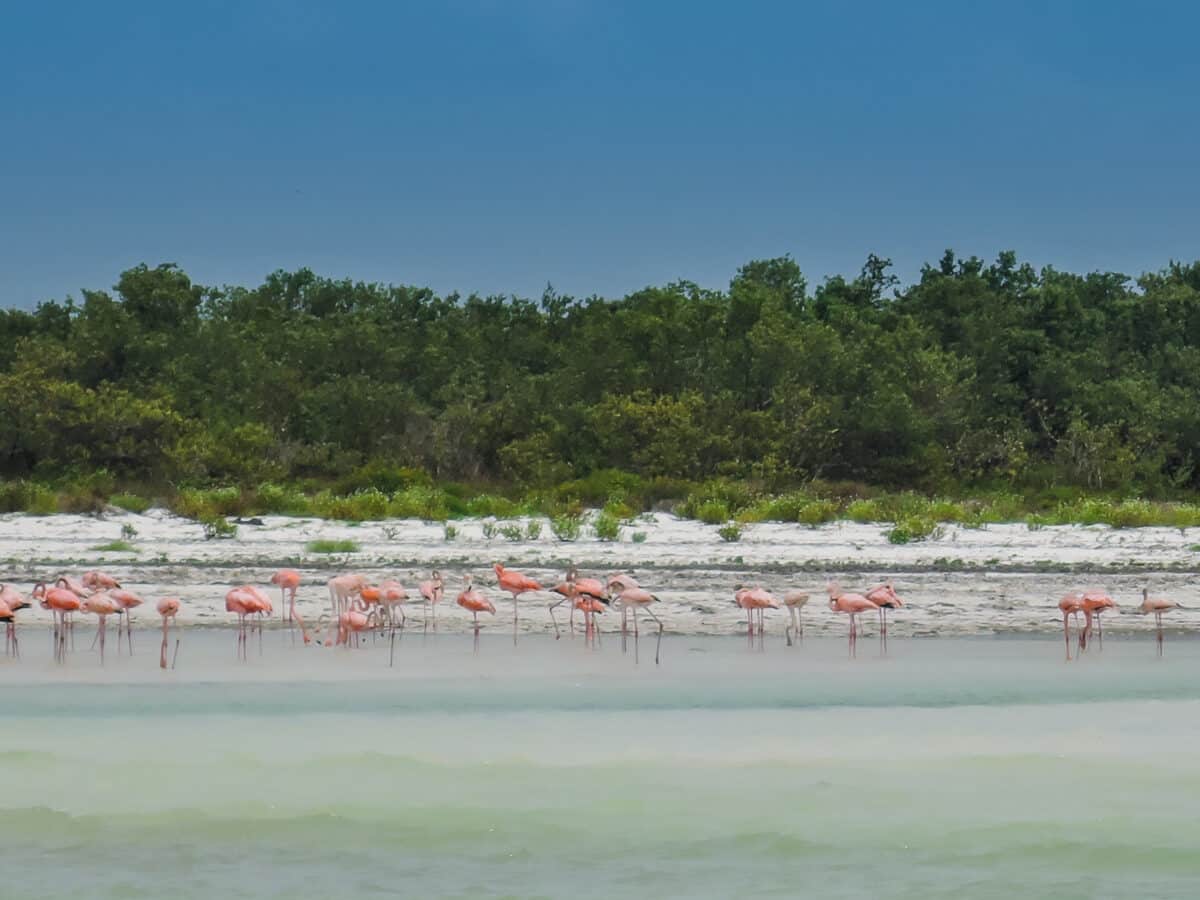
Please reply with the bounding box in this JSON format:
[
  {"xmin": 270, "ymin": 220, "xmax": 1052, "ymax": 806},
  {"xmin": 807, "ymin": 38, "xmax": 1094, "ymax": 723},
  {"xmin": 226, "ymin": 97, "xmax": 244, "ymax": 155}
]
[{"xmin": 3, "ymin": 632, "xmax": 1199, "ymax": 899}]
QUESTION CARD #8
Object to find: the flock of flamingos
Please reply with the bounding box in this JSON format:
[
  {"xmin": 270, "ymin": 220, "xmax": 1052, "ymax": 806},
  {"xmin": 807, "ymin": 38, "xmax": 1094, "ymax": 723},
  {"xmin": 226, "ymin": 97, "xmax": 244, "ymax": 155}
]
[{"xmin": 0, "ymin": 561, "xmax": 1189, "ymax": 668}]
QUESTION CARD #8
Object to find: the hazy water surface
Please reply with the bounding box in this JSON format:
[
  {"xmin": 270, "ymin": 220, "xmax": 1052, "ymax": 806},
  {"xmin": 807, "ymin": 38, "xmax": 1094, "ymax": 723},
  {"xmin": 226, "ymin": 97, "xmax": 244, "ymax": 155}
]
[{"xmin": 2, "ymin": 633, "xmax": 1199, "ymax": 899}]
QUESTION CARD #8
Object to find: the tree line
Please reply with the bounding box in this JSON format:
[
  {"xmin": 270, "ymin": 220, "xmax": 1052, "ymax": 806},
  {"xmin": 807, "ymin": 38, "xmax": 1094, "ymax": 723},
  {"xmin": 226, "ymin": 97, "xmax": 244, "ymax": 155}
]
[{"xmin": 1, "ymin": 251, "xmax": 1198, "ymax": 502}]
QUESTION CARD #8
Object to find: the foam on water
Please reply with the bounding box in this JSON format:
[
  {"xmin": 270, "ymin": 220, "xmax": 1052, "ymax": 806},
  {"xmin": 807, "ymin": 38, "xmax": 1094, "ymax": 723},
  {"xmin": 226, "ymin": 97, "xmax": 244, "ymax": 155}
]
[{"xmin": 2, "ymin": 635, "xmax": 1200, "ymax": 898}]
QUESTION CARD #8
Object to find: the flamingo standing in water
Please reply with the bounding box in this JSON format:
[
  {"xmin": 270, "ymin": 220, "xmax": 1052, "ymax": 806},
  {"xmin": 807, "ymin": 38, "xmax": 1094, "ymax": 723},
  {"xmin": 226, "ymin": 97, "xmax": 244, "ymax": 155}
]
[
  {"xmin": 548, "ymin": 568, "xmax": 608, "ymax": 640},
  {"xmin": 338, "ymin": 595, "xmax": 372, "ymax": 648},
  {"xmin": 783, "ymin": 590, "xmax": 809, "ymax": 646},
  {"xmin": 81, "ymin": 592, "xmax": 120, "ymax": 664},
  {"xmin": 494, "ymin": 563, "xmax": 543, "ymax": 643},
  {"xmin": 325, "ymin": 574, "xmax": 366, "ymax": 644},
  {"xmin": 1139, "ymin": 588, "xmax": 1185, "ymax": 656},
  {"xmin": 612, "ymin": 585, "xmax": 663, "ymax": 664},
  {"xmin": 0, "ymin": 585, "xmax": 29, "ymax": 657},
  {"xmin": 865, "ymin": 582, "xmax": 903, "ymax": 652},
  {"xmin": 1058, "ymin": 593, "xmax": 1085, "ymax": 661},
  {"xmin": 156, "ymin": 597, "xmax": 181, "ymax": 669},
  {"xmin": 457, "ymin": 575, "xmax": 495, "ymax": 653},
  {"xmin": 109, "ymin": 588, "xmax": 143, "ymax": 654},
  {"xmin": 734, "ymin": 587, "xmax": 755, "ymax": 641},
  {"xmin": 379, "ymin": 580, "xmax": 409, "ymax": 631},
  {"xmin": 54, "ymin": 576, "xmax": 89, "ymax": 650},
  {"xmin": 826, "ymin": 582, "xmax": 876, "ymax": 657},
  {"xmin": 418, "ymin": 571, "xmax": 444, "ymax": 631},
  {"xmin": 747, "ymin": 587, "xmax": 779, "ymax": 641},
  {"xmin": 36, "ymin": 581, "xmax": 82, "ymax": 662},
  {"xmin": 1078, "ymin": 589, "xmax": 1116, "ymax": 651},
  {"xmin": 225, "ymin": 587, "xmax": 256, "ymax": 660},
  {"xmin": 270, "ymin": 569, "xmax": 309, "ymax": 643}
]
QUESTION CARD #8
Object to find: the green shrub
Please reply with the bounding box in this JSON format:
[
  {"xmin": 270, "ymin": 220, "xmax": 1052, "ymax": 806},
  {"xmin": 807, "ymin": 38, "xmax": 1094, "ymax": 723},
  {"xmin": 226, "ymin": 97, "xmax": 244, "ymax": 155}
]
[
  {"xmin": 717, "ymin": 522, "xmax": 743, "ymax": 542},
  {"xmin": 593, "ymin": 511, "xmax": 621, "ymax": 541},
  {"xmin": 255, "ymin": 482, "xmax": 312, "ymax": 515},
  {"xmin": 796, "ymin": 499, "xmax": 838, "ymax": 526},
  {"xmin": 389, "ymin": 485, "xmax": 451, "ymax": 521},
  {"xmin": 525, "ymin": 520, "xmax": 543, "ymax": 541},
  {"xmin": 466, "ymin": 493, "xmax": 521, "ymax": 518},
  {"xmin": 632, "ymin": 531, "xmax": 648, "ymax": 543},
  {"xmin": 694, "ymin": 499, "xmax": 730, "ymax": 525},
  {"xmin": 202, "ymin": 516, "xmax": 239, "ymax": 540},
  {"xmin": 499, "ymin": 523, "xmax": 524, "ymax": 542},
  {"xmin": 886, "ymin": 516, "xmax": 942, "ymax": 544},
  {"xmin": 481, "ymin": 520, "xmax": 498, "ymax": 540},
  {"xmin": 306, "ymin": 538, "xmax": 358, "ymax": 553},
  {"xmin": 845, "ymin": 498, "xmax": 881, "ymax": 522},
  {"xmin": 551, "ymin": 513, "xmax": 582, "ymax": 542},
  {"xmin": 443, "ymin": 524, "xmax": 459, "ymax": 541},
  {"xmin": 110, "ymin": 492, "xmax": 152, "ymax": 514}
]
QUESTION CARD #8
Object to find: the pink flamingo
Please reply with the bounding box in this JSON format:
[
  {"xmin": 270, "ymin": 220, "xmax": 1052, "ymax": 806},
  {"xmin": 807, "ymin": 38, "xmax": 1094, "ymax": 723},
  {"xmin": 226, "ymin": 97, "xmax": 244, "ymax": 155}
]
[
  {"xmin": 494, "ymin": 563, "xmax": 543, "ymax": 643},
  {"xmin": 418, "ymin": 570, "xmax": 444, "ymax": 631},
  {"xmin": 240, "ymin": 585, "xmax": 273, "ymax": 653},
  {"xmin": 457, "ymin": 575, "xmax": 495, "ymax": 653},
  {"xmin": 1058, "ymin": 593, "xmax": 1085, "ymax": 661},
  {"xmin": 747, "ymin": 587, "xmax": 779, "ymax": 641},
  {"xmin": 225, "ymin": 587, "xmax": 256, "ymax": 660},
  {"xmin": 338, "ymin": 595, "xmax": 372, "ymax": 648},
  {"xmin": 108, "ymin": 588, "xmax": 143, "ymax": 654},
  {"xmin": 827, "ymin": 582, "xmax": 876, "ymax": 657},
  {"xmin": 325, "ymin": 574, "xmax": 366, "ymax": 644},
  {"xmin": 81, "ymin": 592, "xmax": 120, "ymax": 664},
  {"xmin": 865, "ymin": 581, "xmax": 903, "ymax": 651},
  {"xmin": 1139, "ymin": 588, "xmax": 1185, "ymax": 656},
  {"xmin": 156, "ymin": 597, "xmax": 181, "ymax": 669},
  {"xmin": 36, "ymin": 582, "xmax": 82, "ymax": 662},
  {"xmin": 82, "ymin": 570, "xmax": 121, "ymax": 592},
  {"xmin": 549, "ymin": 568, "xmax": 608, "ymax": 640},
  {"xmin": 54, "ymin": 576, "xmax": 89, "ymax": 650},
  {"xmin": 0, "ymin": 585, "xmax": 29, "ymax": 657},
  {"xmin": 1079, "ymin": 589, "xmax": 1116, "ymax": 651},
  {"xmin": 612, "ymin": 585, "xmax": 663, "ymax": 664},
  {"xmin": 783, "ymin": 590, "xmax": 809, "ymax": 646},
  {"xmin": 270, "ymin": 569, "xmax": 309, "ymax": 643},
  {"xmin": 0, "ymin": 596, "xmax": 15, "ymax": 658},
  {"xmin": 379, "ymin": 580, "xmax": 409, "ymax": 630}
]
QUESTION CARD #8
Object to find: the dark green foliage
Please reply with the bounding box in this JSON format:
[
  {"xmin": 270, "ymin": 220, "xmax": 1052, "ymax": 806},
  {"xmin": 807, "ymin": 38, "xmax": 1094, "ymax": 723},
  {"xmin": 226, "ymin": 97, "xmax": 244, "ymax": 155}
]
[{"xmin": 3, "ymin": 253, "xmax": 1200, "ymax": 512}]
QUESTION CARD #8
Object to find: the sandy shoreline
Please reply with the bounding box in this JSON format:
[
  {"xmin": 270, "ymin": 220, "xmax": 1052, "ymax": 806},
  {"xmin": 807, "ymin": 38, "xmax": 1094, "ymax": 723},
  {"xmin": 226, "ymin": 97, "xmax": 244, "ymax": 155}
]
[{"xmin": 1, "ymin": 510, "xmax": 1197, "ymax": 636}]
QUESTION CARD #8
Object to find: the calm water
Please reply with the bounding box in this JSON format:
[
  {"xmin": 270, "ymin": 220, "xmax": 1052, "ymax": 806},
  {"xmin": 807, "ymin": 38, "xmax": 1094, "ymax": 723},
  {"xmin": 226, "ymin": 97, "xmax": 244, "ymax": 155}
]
[{"xmin": 2, "ymin": 631, "xmax": 1199, "ymax": 898}]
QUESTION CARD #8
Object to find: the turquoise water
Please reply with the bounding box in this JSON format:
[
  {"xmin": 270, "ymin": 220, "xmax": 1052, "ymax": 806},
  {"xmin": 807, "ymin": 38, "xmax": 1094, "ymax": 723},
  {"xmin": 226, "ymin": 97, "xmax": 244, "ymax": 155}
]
[{"xmin": 2, "ymin": 633, "xmax": 1199, "ymax": 898}]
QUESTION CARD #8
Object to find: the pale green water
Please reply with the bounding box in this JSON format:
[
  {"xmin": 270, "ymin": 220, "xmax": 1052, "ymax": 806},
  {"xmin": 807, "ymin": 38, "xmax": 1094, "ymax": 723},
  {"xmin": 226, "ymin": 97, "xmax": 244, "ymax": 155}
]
[{"xmin": 2, "ymin": 633, "xmax": 1199, "ymax": 898}]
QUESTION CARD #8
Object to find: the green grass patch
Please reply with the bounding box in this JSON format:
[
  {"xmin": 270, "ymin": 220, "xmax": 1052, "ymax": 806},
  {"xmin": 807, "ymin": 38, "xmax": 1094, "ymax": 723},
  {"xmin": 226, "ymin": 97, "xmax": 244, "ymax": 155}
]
[
  {"xmin": 91, "ymin": 540, "xmax": 136, "ymax": 552},
  {"xmin": 306, "ymin": 539, "xmax": 360, "ymax": 554}
]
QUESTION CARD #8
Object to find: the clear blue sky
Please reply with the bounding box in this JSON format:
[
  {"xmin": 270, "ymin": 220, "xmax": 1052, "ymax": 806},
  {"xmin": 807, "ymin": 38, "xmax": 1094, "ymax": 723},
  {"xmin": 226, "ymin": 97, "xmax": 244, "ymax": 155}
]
[{"xmin": 2, "ymin": 0, "xmax": 1198, "ymax": 308}]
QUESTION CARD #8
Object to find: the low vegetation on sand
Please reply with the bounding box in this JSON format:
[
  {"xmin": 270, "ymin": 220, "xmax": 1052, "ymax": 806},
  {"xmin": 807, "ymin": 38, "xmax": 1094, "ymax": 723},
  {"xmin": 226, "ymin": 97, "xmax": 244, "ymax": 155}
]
[
  {"xmin": 306, "ymin": 539, "xmax": 360, "ymax": 554},
  {"xmin": 5, "ymin": 470, "xmax": 1200, "ymax": 547}
]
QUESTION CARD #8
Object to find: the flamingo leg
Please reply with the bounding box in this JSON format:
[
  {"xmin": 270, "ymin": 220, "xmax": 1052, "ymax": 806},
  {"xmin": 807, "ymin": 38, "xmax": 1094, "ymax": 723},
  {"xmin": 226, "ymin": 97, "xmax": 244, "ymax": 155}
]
[
  {"xmin": 548, "ymin": 597, "xmax": 566, "ymax": 639},
  {"xmin": 641, "ymin": 606, "xmax": 664, "ymax": 666},
  {"xmin": 1156, "ymin": 611, "xmax": 1164, "ymax": 656},
  {"xmin": 98, "ymin": 617, "xmax": 106, "ymax": 665},
  {"xmin": 513, "ymin": 594, "xmax": 519, "ymax": 646}
]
